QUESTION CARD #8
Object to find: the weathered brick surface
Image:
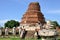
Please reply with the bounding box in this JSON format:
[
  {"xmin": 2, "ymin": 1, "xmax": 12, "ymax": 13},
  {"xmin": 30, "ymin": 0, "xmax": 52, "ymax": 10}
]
[
  {"xmin": 20, "ymin": 2, "xmax": 45, "ymax": 25},
  {"xmin": 20, "ymin": 2, "xmax": 46, "ymax": 38},
  {"xmin": 25, "ymin": 31, "xmax": 35, "ymax": 38}
]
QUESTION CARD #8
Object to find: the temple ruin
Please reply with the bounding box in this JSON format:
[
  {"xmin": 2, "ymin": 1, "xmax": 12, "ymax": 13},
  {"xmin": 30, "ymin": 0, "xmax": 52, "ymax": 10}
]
[
  {"xmin": 19, "ymin": 2, "xmax": 57, "ymax": 40},
  {"xmin": 20, "ymin": 2, "xmax": 45, "ymax": 25}
]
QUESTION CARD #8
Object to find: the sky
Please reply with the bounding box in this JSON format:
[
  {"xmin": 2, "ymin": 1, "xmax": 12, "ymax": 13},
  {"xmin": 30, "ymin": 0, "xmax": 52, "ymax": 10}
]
[{"xmin": 0, "ymin": 0, "xmax": 60, "ymax": 26}]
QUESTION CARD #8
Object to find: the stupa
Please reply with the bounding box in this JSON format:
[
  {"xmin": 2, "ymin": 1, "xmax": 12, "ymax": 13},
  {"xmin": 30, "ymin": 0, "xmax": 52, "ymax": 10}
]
[
  {"xmin": 19, "ymin": 2, "xmax": 58, "ymax": 39},
  {"xmin": 20, "ymin": 2, "xmax": 46, "ymax": 38},
  {"xmin": 20, "ymin": 2, "xmax": 45, "ymax": 25}
]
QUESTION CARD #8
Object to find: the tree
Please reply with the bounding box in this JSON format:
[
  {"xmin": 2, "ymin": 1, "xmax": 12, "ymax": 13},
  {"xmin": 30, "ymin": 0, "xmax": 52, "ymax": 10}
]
[
  {"xmin": 4, "ymin": 20, "xmax": 20, "ymax": 28},
  {"xmin": 51, "ymin": 21, "xmax": 59, "ymax": 29}
]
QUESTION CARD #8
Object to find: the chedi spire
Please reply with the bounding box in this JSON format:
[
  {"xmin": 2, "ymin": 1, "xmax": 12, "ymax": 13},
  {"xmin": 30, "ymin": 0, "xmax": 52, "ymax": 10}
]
[
  {"xmin": 28, "ymin": 2, "xmax": 40, "ymax": 11},
  {"xmin": 20, "ymin": 2, "xmax": 45, "ymax": 25}
]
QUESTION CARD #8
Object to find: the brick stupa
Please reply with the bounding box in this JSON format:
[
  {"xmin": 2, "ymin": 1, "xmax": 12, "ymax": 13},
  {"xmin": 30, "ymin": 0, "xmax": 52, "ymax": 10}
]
[
  {"xmin": 20, "ymin": 2, "xmax": 45, "ymax": 25},
  {"xmin": 20, "ymin": 2, "xmax": 46, "ymax": 38}
]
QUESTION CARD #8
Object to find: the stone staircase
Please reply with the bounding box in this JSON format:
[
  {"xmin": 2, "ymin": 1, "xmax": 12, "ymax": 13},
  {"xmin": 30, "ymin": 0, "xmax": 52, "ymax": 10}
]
[{"xmin": 25, "ymin": 31, "xmax": 35, "ymax": 38}]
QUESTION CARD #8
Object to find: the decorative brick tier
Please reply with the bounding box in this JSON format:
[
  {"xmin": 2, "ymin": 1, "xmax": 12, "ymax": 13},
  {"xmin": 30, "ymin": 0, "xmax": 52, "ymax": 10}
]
[
  {"xmin": 20, "ymin": 2, "xmax": 45, "ymax": 25},
  {"xmin": 20, "ymin": 2, "xmax": 46, "ymax": 38}
]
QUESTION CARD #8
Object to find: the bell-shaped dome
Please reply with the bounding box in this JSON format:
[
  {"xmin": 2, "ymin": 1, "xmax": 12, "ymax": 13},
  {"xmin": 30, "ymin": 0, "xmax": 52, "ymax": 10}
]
[{"xmin": 20, "ymin": 2, "xmax": 45, "ymax": 25}]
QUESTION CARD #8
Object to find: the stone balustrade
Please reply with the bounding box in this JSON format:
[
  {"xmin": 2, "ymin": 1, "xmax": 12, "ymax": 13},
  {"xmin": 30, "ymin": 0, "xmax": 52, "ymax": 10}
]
[{"xmin": 38, "ymin": 29, "xmax": 57, "ymax": 36}]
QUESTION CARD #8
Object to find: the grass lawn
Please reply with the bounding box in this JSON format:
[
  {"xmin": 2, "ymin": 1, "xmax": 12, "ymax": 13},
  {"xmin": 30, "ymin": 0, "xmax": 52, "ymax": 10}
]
[
  {"xmin": 0, "ymin": 35, "xmax": 41, "ymax": 40},
  {"xmin": 0, "ymin": 36, "xmax": 20, "ymax": 40},
  {"xmin": 1, "ymin": 36, "xmax": 60, "ymax": 40},
  {"xmin": 0, "ymin": 38, "xmax": 41, "ymax": 40},
  {"xmin": 0, "ymin": 38, "xmax": 20, "ymax": 40}
]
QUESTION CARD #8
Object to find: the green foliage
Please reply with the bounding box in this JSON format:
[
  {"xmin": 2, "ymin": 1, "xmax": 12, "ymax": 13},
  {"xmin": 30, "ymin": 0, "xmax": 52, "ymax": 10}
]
[
  {"xmin": 51, "ymin": 21, "xmax": 59, "ymax": 29},
  {"xmin": 4, "ymin": 20, "xmax": 20, "ymax": 28}
]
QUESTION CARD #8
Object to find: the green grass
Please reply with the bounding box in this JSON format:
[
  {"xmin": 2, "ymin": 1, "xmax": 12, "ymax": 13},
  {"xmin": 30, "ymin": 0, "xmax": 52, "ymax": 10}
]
[
  {"xmin": 0, "ymin": 36, "xmax": 20, "ymax": 40},
  {"xmin": 1, "ymin": 36, "xmax": 60, "ymax": 40},
  {"xmin": 0, "ymin": 35, "xmax": 41, "ymax": 40},
  {"xmin": 0, "ymin": 38, "xmax": 20, "ymax": 40},
  {"xmin": 0, "ymin": 38, "xmax": 41, "ymax": 40}
]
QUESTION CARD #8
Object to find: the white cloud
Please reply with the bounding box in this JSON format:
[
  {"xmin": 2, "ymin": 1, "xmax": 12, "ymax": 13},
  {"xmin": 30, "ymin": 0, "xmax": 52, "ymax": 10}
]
[
  {"xmin": 0, "ymin": 20, "xmax": 9, "ymax": 26},
  {"xmin": 46, "ymin": 10, "xmax": 60, "ymax": 14},
  {"xmin": 0, "ymin": 20, "xmax": 8, "ymax": 24},
  {"xmin": 0, "ymin": 19, "xmax": 20, "ymax": 26}
]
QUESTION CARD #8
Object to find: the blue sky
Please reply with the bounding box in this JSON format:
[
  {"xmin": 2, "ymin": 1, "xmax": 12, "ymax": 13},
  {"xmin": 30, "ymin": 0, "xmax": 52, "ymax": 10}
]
[{"xmin": 0, "ymin": 0, "xmax": 60, "ymax": 26}]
